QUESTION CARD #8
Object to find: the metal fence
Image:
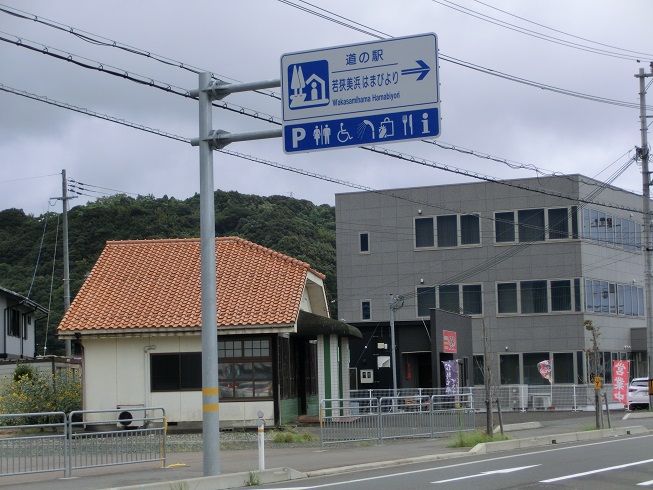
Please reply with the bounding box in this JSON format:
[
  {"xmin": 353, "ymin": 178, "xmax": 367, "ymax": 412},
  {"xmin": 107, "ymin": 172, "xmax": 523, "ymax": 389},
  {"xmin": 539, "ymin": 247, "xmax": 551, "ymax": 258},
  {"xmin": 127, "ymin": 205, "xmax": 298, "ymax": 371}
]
[
  {"xmin": 352, "ymin": 385, "xmax": 622, "ymax": 412},
  {"xmin": 68, "ymin": 408, "xmax": 166, "ymax": 475},
  {"xmin": 320, "ymin": 393, "xmax": 475, "ymax": 447},
  {"xmin": 0, "ymin": 407, "xmax": 166, "ymax": 478},
  {"xmin": 470, "ymin": 384, "xmax": 620, "ymax": 412},
  {"xmin": 0, "ymin": 412, "xmax": 67, "ymax": 477}
]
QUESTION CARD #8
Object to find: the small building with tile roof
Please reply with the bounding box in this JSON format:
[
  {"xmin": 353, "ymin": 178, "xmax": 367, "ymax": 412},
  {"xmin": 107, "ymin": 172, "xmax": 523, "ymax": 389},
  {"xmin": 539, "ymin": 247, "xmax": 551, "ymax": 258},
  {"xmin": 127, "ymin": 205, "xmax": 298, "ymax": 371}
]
[{"xmin": 58, "ymin": 237, "xmax": 360, "ymax": 428}]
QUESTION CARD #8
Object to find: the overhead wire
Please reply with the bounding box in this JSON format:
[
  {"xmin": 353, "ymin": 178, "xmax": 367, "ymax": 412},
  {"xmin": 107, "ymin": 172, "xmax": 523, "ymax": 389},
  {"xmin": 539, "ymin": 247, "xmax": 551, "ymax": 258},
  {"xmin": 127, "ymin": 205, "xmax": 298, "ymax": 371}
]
[
  {"xmin": 470, "ymin": 0, "xmax": 653, "ymax": 59},
  {"xmin": 3, "ymin": 80, "xmax": 646, "ymax": 310},
  {"xmin": 2, "ymin": 3, "xmax": 648, "ymax": 111},
  {"xmin": 0, "ymin": 3, "xmax": 281, "ymax": 100},
  {"xmin": 431, "ymin": 0, "xmax": 649, "ymax": 61}
]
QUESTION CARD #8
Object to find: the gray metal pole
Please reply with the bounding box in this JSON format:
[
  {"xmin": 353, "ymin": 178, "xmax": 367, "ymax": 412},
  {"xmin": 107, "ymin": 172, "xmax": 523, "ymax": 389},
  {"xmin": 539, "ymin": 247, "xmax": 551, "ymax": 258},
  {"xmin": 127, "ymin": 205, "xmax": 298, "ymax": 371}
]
[
  {"xmin": 389, "ymin": 295, "xmax": 398, "ymax": 397},
  {"xmin": 62, "ymin": 169, "xmax": 72, "ymax": 357},
  {"xmin": 637, "ymin": 67, "xmax": 653, "ymax": 408},
  {"xmin": 198, "ymin": 72, "xmax": 220, "ymax": 476}
]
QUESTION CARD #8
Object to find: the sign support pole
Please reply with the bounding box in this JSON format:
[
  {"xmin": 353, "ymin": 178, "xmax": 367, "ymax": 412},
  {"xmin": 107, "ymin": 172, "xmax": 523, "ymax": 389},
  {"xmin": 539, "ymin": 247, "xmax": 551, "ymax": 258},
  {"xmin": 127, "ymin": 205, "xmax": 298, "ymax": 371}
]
[
  {"xmin": 198, "ymin": 71, "xmax": 220, "ymax": 477},
  {"xmin": 194, "ymin": 73, "xmax": 280, "ymax": 477}
]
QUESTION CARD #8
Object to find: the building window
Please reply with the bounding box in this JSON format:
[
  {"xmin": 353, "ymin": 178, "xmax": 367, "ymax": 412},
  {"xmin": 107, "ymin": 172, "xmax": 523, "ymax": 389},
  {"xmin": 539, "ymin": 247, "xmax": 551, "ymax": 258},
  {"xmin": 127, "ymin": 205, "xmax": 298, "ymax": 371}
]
[
  {"xmin": 550, "ymin": 280, "xmax": 572, "ymax": 311},
  {"xmin": 416, "ymin": 214, "xmax": 480, "ymax": 249},
  {"xmin": 437, "ymin": 215, "xmax": 458, "ymax": 248},
  {"xmin": 416, "ymin": 287, "xmax": 436, "ymax": 317},
  {"xmin": 218, "ymin": 338, "xmax": 272, "ymax": 399},
  {"xmin": 520, "ymin": 280, "xmax": 548, "ymax": 313},
  {"xmin": 497, "ymin": 283, "xmax": 518, "ymax": 314},
  {"xmin": 415, "ymin": 217, "xmax": 434, "ymax": 248},
  {"xmin": 7, "ymin": 309, "xmax": 20, "ymax": 338},
  {"xmin": 495, "ymin": 212, "xmax": 515, "ymax": 243},
  {"xmin": 518, "ymin": 209, "xmax": 545, "ymax": 242},
  {"xmin": 361, "ymin": 300, "xmax": 371, "ymax": 320},
  {"xmin": 548, "ymin": 208, "xmax": 569, "ymax": 239},
  {"xmin": 439, "ymin": 285, "xmax": 460, "ymax": 313},
  {"xmin": 359, "ymin": 232, "xmax": 369, "ymax": 253},
  {"xmin": 500, "ymin": 354, "xmax": 520, "ymax": 384},
  {"xmin": 462, "ymin": 284, "xmax": 482, "ymax": 315},
  {"xmin": 582, "ymin": 208, "xmax": 641, "ymax": 251},
  {"xmin": 584, "ymin": 279, "xmax": 644, "ymax": 317},
  {"xmin": 151, "ymin": 352, "xmax": 202, "ymax": 391},
  {"xmin": 523, "ymin": 352, "xmax": 550, "ymax": 385},
  {"xmin": 461, "ymin": 214, "xmax": 481, "ymax": 245}
]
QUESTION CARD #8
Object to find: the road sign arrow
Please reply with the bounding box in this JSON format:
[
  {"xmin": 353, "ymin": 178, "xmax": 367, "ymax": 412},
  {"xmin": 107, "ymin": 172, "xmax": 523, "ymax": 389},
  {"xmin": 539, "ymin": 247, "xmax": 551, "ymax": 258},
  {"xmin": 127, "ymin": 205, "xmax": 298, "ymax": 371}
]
[{"xmin": 401, "ymin": 60, "xmax": 431, "ymax": 81}]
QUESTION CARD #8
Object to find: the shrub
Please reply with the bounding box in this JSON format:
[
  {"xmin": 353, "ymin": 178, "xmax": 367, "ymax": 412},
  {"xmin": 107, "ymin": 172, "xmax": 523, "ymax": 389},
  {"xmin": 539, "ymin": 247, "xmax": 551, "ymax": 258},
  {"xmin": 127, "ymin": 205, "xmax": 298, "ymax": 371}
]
[{"xmin": 0, "ymin": 366, "xmax": 82, "ymax": 425}]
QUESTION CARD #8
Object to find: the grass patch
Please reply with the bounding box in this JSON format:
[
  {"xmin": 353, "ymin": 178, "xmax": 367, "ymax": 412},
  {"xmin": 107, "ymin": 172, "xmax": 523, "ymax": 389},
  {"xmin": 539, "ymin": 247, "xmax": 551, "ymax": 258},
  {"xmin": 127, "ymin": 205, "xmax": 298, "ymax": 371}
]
[
  {"xmin": 581, "ymin": 424, "xmax": 600, "ymax": 431},
  {"xmin": 447, "ymin": 430, "xmax": 511, "ymax": 448},
  {"xmin": 271, "ymin": 427, "xmax": 317, "ymax": 443}
]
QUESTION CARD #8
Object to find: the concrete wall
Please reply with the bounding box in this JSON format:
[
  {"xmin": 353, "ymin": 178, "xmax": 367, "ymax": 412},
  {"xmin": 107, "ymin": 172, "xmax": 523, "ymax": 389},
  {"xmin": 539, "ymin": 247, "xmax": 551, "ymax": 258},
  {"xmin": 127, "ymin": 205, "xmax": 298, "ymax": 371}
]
[{"xmin": 336, "ymin": 175, "xmax": 648, "ymax": 386}]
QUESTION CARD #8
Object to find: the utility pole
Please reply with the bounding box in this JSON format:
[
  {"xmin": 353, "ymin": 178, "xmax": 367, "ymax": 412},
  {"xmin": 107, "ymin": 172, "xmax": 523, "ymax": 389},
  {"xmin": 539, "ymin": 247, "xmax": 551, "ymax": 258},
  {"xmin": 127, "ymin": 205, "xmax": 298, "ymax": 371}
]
[
  {"xmin": 52, "ymin": 169, "xmax": 75, "ymax": 357},
  {"xmin": 388, "ymin": 295, "xmax": 404, "ymax": 398},
  {"xmin": 636, "ymin": 65, "xmax": 653, "ymax": 409},
  {"xmin": 191, "ymin": 73, "xmax": 281, "ymax": 477}
]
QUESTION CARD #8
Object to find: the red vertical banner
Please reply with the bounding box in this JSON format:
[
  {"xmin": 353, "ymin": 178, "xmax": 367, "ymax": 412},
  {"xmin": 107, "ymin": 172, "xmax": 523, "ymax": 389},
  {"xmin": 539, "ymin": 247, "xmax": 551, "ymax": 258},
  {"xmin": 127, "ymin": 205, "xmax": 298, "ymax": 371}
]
[
  {"xmin": 443, "ymin": 330, "xmax": 457, "ymax": 353},
  {"xmin": 612, "ymin": 360, "xmax": 629, "ymax": 404}
]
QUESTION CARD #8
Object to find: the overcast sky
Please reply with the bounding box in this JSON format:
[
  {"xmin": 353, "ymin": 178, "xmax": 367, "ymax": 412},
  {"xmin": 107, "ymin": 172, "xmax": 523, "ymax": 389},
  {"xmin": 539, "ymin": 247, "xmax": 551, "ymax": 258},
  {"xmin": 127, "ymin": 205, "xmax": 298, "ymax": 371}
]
[{"xmin": 0, "ymin": 0, "xmax": 651, "ymax": 217}]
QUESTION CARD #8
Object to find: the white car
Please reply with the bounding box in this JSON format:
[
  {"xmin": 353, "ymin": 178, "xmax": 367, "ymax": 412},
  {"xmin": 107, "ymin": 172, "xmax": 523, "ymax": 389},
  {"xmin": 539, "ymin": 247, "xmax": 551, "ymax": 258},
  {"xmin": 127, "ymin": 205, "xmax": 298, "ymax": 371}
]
[{"xmin": 627, "ymin": 377, "xmax": 649, "ymax": 410}]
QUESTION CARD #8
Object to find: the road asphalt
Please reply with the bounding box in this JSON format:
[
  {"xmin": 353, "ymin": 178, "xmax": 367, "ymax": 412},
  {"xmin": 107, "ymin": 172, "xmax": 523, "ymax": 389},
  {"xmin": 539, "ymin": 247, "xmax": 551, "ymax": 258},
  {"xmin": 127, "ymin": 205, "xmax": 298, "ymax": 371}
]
[{"xmin": 2, "ymin": 409, "xmax": 653, "ymax": 490}]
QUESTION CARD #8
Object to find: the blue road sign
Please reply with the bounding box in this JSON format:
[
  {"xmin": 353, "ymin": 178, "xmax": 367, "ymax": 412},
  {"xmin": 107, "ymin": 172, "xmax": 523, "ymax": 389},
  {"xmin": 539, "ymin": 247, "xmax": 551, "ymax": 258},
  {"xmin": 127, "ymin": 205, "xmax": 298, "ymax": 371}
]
[{"xmin": 281, "ymin": 33, "xmax": 440, "ymax": 153}]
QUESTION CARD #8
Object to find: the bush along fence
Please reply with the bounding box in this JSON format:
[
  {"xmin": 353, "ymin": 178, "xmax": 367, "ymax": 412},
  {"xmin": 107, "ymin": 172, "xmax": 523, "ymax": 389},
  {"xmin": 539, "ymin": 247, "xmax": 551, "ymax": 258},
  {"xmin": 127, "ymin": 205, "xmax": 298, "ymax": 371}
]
[{"xmin": 0, "ymin": 407, "xmax": 166, "ymax": 478}]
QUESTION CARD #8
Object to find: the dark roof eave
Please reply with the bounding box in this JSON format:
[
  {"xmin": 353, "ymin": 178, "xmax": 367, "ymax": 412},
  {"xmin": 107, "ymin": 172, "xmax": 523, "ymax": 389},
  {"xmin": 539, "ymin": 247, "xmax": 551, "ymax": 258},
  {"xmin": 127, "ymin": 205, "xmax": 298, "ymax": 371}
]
[{"xmin": 296, "ymin": 310, "xmax": 362, "ymax": 339}]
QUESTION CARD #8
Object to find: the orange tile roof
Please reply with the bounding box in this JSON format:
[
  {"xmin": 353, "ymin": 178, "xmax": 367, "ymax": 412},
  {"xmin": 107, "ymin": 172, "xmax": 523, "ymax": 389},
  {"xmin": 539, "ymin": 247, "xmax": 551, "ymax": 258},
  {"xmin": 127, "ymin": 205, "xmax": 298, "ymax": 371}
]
[{"xmin": 58, "ymin": 237, "xmax": 325, "ymax": 333}]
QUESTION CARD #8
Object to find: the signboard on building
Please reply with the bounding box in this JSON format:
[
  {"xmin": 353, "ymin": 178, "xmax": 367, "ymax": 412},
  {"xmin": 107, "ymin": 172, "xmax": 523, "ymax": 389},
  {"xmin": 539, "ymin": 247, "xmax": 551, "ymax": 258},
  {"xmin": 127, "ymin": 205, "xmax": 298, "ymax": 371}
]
[
  {"xmin": 281, "ymin": 33, "xmax": 440, "ymax": 153},
  {"xmin": 443, "ymin": 330, "xmax": 457, "ymax": 354}
]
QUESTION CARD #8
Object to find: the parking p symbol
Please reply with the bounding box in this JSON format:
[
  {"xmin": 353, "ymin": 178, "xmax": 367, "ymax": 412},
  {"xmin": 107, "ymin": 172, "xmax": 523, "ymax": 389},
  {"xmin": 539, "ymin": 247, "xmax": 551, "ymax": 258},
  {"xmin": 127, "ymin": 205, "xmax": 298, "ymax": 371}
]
[{"xmin": 291, "ymin": 127, "xmax": 306, "ymax": 148}]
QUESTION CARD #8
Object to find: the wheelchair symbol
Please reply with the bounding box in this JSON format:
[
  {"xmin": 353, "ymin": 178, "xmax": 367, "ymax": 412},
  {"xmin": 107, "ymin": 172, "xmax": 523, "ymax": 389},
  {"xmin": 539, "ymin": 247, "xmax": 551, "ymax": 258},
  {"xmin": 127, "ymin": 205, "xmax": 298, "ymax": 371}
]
[{"xmin": 337, "ymin": 123, "xmax": 353, "ymax": 143}]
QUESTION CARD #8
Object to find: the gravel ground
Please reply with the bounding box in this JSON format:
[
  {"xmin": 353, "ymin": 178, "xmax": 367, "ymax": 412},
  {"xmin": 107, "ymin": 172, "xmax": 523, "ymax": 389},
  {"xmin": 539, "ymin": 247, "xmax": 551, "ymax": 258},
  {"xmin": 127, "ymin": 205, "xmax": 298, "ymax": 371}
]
[{"xmin": 166, "ymin": 427, "xmax": 322, "ymax": 453}]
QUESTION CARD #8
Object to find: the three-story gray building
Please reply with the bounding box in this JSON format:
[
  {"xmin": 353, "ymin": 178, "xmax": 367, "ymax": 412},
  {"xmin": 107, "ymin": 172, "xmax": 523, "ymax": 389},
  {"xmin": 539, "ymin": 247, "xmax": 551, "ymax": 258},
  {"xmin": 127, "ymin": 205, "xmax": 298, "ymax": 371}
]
[{"xmin": 336, "ymin": 174, "xmax": 648, "ymax": 391}]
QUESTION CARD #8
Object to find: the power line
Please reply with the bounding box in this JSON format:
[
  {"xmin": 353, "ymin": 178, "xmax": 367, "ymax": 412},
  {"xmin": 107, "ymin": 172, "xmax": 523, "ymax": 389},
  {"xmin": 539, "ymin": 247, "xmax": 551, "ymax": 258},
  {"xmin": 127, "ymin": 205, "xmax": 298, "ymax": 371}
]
[
  {"xmin": 0, "ymin": 3, "xmax": 281, "ymax": 100},
  {"xmin": 0, "ymin": 83, "xmax": 190, "ymax": 143},
  {"xmin": 0, "ymin": 32, "xmax": 283, "ymax": 125},
  {"xmin": 2, "ymin": 2, "xmax": 647, "ymax": 111},
  {"xmin": 275, "ymin": 0, "xmax": 651, "ymax": 110},
  {"xmin": 470, "ymin": 0, "xmax": 653, "ymax": 58},
  {"xmin": 431, "ymin": 0, "xmax": 650, "ymax": 61}
]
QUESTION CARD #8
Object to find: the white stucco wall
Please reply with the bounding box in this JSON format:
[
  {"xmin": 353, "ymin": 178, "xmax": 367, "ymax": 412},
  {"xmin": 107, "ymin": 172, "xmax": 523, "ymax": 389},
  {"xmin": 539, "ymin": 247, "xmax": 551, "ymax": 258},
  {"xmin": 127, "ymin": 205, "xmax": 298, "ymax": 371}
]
[{"xmin": 83, "ymin": 335, "xmax": 273, "ymax": 426}]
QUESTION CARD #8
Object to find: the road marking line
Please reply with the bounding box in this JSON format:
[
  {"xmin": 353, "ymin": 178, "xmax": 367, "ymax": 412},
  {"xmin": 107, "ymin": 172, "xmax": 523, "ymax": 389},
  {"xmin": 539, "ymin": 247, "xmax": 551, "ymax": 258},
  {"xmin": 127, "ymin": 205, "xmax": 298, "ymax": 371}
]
[
  {"xmin": 432, "ymin": 465, "xmax": 539, "ymax": 484},
  {"xmin": 540, "ymin": 458, "xmax": 653, "ymax": 483},
  {"xmin": 638, "ymin": 480, "xmax": 653, "ymax": 486}
]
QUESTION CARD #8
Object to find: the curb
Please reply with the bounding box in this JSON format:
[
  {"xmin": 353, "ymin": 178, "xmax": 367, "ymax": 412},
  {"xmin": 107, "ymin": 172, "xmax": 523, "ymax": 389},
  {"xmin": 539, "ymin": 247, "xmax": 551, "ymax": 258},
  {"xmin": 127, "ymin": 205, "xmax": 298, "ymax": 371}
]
[
  {"xmin": 105, "ymin": 467, "xmax": 307, "ymax": 490},
  {"xmin": 104, "ymin": 425, "xmax": 650, "ymax": 490},
  {"xmin": 469, "ymin": 425, "xmax": 648, "ymax": 455}
]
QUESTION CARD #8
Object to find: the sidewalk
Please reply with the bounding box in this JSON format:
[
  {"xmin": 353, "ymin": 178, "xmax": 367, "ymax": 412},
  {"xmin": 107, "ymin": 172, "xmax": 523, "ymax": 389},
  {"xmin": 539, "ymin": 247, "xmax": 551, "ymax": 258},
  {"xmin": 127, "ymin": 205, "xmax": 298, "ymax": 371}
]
[{"xmin": 2, "ymin": 410, "xmax": 652, "ymax": 490}]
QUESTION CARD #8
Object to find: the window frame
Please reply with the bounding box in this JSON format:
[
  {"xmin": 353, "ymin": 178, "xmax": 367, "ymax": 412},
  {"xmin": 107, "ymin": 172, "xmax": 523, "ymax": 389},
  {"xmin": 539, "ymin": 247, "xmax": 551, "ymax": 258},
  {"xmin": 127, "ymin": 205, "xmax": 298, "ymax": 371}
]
[
  {"xmin": 218, "ymin": 338, "xmax": 273, "ymax": 400},
  {"xmin": 361, "ymin": 300, "xmax": 371, "ymax": 320},
  {"xmin": 151, "ymin": 352, "xmax": 202, "ymax": 392},
  {"xmin": 415, "ymin": 213, "xmax": 481, "ymax": 250},
  {"xmin": 359, "ymin": 232, "xmax": 370, "ymax": 254},
  {"xmin": 495, "ymin": 206, "xmax": 577, "ymax": 244}
]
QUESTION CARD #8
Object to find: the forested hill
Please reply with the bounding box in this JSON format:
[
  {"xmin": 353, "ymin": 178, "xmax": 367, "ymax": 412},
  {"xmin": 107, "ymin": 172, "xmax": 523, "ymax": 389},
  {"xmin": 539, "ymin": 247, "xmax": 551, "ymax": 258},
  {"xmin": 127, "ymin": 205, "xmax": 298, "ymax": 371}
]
[{"xmin": 0, "ymin": 191, "xmax": 336, "ymax": 355}]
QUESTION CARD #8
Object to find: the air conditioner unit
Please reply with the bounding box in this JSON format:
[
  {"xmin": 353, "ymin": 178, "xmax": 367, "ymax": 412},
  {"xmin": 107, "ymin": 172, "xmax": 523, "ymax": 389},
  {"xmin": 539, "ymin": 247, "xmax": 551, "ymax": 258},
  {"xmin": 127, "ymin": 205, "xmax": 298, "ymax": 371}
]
[
  {"xmin": 532, "ymin": 395, "xmax": 551, "ymax": 410},
  {"xmin": 116, "ymin": 405, "xmax": 148, "ymax": 429},
  {"xmin": 508, "ymin": 384, "xmax": 528, "ymax": 410}
]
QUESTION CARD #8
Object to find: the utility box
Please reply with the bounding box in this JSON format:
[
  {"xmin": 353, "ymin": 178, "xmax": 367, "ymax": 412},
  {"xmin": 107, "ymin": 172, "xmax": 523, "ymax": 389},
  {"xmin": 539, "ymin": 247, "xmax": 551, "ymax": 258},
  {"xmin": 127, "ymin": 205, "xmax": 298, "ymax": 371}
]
[{"xmin": 508, "ymin": 384, "xmax": 528, "ymax": 410}]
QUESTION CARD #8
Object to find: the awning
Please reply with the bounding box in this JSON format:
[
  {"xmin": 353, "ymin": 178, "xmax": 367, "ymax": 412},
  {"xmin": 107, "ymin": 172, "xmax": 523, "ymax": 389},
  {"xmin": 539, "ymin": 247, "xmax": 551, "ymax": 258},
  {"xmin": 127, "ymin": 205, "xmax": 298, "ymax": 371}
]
[{"xmin": 296, "ymin": 310, "xmax": 362, "ymax": 339}]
